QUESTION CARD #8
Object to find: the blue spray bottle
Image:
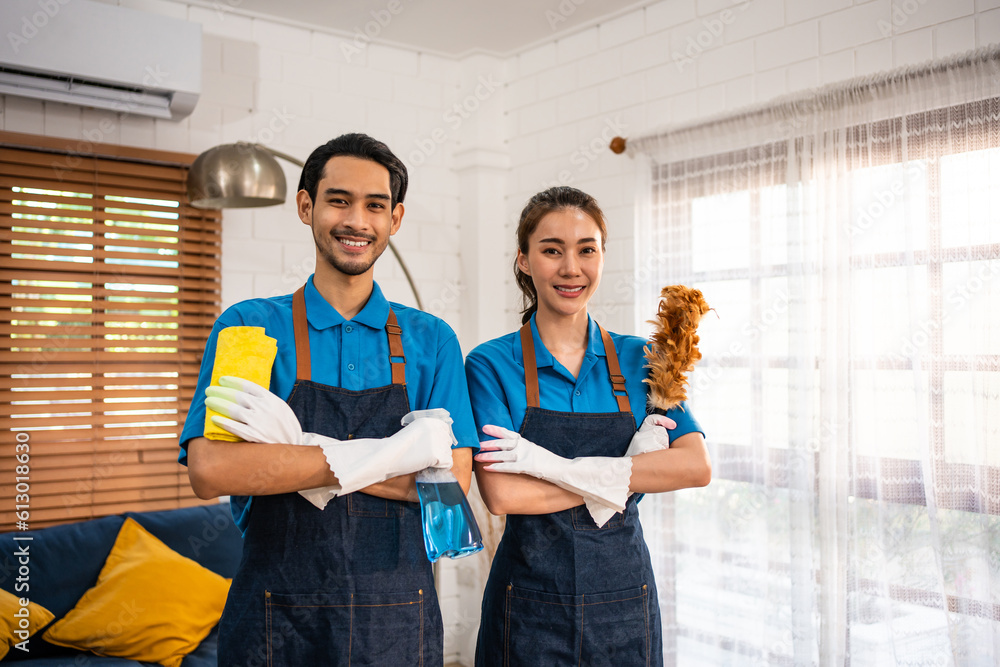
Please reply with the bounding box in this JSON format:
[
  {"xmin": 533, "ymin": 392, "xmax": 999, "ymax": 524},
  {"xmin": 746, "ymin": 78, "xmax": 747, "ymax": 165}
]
[{"xmin": 403, "ymin": 410, "xmax": 484, "ymax": 562}]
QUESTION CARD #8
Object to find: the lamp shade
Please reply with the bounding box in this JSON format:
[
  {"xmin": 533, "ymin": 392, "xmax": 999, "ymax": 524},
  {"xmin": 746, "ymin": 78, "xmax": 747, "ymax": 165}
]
[{"xmin": 187, "ymin": 143, "xmax": 287, "ymax": 209}]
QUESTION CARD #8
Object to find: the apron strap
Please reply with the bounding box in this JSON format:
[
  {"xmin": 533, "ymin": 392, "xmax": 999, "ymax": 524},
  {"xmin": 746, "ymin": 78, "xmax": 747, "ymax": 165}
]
[
  {"xmin": 519, "ymin": 323, "xmax": 541, "ymax": 408},
  {"xmin": 294, "ymin": 285, "xmax": 407, "ymax": 386},
  {"xmin": 292, "ymin": 286, "xmax": 311, "ymax": 381},
  {"xmin": 598, "ymin": 324, "xmax": 631, "ymax": 413},
  {"xmin": 386, "ymin": 309, "xmax": 406, "ymax": 386},
  {"xmin": 520, "ymin": 321, "xmax": 631, "ymax": 413}
]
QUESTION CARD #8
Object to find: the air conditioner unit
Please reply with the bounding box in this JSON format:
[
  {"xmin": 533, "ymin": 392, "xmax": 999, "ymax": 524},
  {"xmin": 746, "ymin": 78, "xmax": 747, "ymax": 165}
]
[{"xmin": 0, "ymin": 0, "xmax": 201, "ymax": 121}]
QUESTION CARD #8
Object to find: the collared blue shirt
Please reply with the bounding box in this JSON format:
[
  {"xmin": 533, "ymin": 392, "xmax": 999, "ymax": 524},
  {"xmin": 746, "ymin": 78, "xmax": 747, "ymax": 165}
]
[
  {"xmin": 465, "ymin": 313, "xmax": 703, "ymax": 442},
  {"xmin": 180, "ymin": 277, "xmax": 478, "ymax": 531}
]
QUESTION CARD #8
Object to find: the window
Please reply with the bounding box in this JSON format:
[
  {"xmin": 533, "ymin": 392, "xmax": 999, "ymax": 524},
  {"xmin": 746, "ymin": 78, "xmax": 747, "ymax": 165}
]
[
  {"xmin": 634, "ymin": 61, "xmax": 999, "ymax": 665},
  {"xmin": 1, "ymin": 132, "xmax": 221, "ymax": 530}
]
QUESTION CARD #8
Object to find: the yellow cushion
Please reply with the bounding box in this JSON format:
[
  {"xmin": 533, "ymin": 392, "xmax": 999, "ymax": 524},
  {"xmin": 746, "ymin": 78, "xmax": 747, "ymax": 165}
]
[
  {"xmin": 0, "ymin": 588, "xmax": 54, "ymax": 659},
  {"xmin": 42, "ymin": 518, "xmax": 231, "ymax": 667}
]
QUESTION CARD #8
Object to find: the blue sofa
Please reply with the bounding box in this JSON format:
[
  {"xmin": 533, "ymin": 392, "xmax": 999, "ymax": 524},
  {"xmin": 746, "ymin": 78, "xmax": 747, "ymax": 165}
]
[{"xmin": 0, "ymin": 503, "xmax": 241, "ymax": 666}]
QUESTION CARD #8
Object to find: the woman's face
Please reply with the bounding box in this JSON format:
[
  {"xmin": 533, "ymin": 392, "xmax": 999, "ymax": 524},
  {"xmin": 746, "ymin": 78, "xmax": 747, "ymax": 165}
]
[{"xmin": 517, "ymin": 207, "xmax": 604, "ymax": 320}]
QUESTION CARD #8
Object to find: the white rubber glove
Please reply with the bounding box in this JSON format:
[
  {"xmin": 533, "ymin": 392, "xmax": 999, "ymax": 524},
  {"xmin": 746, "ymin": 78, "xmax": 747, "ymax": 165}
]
[
  {"xmin": 585, "ymin": 414, "xmax": 676, "ymax": 527},
  {"xmin": 315, "ymin": 416, "xmax": 454, "ymax": 497},
  {"xmin": 625, "ymin": 414, "xmax": 676, "ymax": 457},
  {"xmin": 205, "ymin": 376, "xmax": 454, "ymax": 509},
  {"xmin": 475, "ymin": 425, "xmax": 632, "ymax": 525},
  {"xmin": 291, "ymin": 418, "xmax": 454, "ymax": 508},
  {"xmin": 205, "ymin": 376, "xmax": 351, "ymax": 507}
]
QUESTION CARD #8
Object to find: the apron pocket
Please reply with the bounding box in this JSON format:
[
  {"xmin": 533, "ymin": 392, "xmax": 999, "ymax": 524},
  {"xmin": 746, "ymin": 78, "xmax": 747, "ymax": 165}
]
[
  {"xmin": 580, "ymin": 585, "xmax": 651, "ymax": 666},
  {"xmin": 504, "ymin": 584, "xmax": 579, "ymax": 665},
  {"xmin": 347, "ymin": 491, "xmax": 404, "ymax": 517},
  {"xmin": 571, "ymin": 505, "xmax": 626, "ymax": 530},
  {"xmin": 265, "ymin": 589, "xmax": 425, "ymax": 666}
]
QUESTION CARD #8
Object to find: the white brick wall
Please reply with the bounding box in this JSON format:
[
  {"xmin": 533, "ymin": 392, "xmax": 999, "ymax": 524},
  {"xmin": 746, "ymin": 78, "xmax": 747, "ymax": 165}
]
[
  {"xmin": 645, "ymin": 0, "xmax": 697, "ymax": 33},
  {"xmin": 786, "ymin": 0, "xmax": 852, "ymax": 24},
  {"xmin": 516, "ymin": 42, "xmax": 557, "ymax": 77},
  {"xmin": 724, "ymin": 0, "xmax": 785, "ymax": 43},
  {"xmin": 819, "ymin": 1, "xmax": 891, "ymax": 53},
  {"xmin": 755, "ymin": 22, "xmax": 820, "ymax": 70},
  {"xmin": 556, "ymin": 26, "xmax": 600, "ymax": 64},
  {"xmin": 599, "ymin": 11, "xmax": 646, "ymax": 49}
]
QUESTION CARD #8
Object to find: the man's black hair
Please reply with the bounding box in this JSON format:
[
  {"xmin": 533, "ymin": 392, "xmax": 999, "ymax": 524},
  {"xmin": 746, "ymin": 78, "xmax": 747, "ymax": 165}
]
[{"xmin": 297, "ymin": 133, "xmax": 408, "ymax": 208}]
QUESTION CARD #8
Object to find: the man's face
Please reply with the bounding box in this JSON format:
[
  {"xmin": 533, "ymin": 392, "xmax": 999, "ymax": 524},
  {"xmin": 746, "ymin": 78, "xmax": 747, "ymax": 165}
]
[{"xmin": 297, "ymin": 155, "xmax": 402, "ymax": 277}]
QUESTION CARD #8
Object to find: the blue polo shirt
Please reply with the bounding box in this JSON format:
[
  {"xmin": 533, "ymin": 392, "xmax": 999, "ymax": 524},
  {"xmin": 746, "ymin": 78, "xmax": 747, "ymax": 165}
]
[
  {"xmin": 465, "ymin": 314, "xmax": 703, "ymax": 442},
  {"xmin": 180, "ymin": 276, "xmax": 478, "ymax": 532}
]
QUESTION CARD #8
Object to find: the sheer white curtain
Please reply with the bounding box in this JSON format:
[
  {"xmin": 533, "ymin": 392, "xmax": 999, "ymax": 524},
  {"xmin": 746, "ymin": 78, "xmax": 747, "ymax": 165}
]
[{"xmin": 630, "ymin": 48, "xmax": 1000, "ymax": 667}]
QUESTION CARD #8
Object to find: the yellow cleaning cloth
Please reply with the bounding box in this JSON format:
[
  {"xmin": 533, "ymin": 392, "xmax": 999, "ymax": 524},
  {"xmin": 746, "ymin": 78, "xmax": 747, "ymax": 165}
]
[{"xmin": 204, "ymin": 326, "xmax": 278, "ymax": 441}]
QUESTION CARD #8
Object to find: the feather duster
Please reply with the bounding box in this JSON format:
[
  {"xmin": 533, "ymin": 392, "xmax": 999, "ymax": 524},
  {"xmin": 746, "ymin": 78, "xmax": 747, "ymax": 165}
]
[{"xmin": 643, "ymin": 285, "xmax": 712, "ymax": 412}]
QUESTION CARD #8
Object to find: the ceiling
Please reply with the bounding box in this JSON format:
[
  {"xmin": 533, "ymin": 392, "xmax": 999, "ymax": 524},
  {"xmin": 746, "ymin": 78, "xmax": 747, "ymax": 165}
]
[{"xmin": 228, "ymin": 0, "xmax": 652, "ymax": 57}]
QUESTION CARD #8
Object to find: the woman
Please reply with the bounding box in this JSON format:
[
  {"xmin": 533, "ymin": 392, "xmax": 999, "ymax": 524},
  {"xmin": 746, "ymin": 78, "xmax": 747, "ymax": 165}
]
[{"xmin": 466, "ymin": 186, "xmax": 712, "ymax": 666}]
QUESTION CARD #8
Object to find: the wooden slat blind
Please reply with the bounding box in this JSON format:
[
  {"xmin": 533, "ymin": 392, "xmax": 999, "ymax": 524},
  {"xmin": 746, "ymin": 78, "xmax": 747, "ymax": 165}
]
[{"xmin": 0, "ymin": 132, "xmax": 221, "ymax": 530}]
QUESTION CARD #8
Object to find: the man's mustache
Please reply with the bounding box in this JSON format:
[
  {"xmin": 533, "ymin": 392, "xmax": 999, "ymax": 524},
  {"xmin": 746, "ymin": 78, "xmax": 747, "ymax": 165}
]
[{"xmin": 327, "ymin": 229, "xmax": 377, "ymax": 243}]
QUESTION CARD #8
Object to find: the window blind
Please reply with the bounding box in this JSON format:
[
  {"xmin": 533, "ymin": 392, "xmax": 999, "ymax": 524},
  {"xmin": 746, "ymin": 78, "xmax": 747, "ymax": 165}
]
[{"xmin": 0, "ymin": 132, "xmax": 221, "ymax": 530}]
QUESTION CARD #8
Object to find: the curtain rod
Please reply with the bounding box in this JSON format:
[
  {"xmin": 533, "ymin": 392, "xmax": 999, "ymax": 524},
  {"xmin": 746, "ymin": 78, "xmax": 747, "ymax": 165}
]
[{"xmin": 609, "ymin": 44, "xmax": 1000, "ymax": 155}]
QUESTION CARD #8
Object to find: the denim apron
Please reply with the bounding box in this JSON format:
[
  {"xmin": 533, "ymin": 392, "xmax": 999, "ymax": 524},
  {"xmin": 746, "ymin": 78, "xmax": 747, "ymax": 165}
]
[
  {"xmin": 217, "ymin": 285, "xmax": 442, "ymax": 667},
  {"xmin": 476, "ymin": 323, "xmax": 662, "ymax": 667}
]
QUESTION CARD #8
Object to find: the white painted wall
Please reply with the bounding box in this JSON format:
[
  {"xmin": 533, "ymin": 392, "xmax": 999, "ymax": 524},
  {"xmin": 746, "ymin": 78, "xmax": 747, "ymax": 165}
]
[{"xmin": 2, "ymin": 0, "xmax": 997, "ymax": 663}]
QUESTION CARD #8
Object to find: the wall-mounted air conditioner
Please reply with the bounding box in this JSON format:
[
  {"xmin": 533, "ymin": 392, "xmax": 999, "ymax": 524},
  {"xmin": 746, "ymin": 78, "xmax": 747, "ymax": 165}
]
[{"xmin": 0, "ymin": 0, "xmax": 201, "ymax": 121}]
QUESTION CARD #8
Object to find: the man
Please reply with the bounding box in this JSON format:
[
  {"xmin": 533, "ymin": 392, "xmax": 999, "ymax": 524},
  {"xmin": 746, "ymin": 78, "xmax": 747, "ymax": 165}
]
[{"xmin": 179, "ymin": 133, "xmax": 477, "ymax": 666}]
